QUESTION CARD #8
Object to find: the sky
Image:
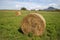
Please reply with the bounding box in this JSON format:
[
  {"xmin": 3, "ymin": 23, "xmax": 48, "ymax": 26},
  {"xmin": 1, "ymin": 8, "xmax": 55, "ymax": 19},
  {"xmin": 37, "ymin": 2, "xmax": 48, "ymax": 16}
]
[{"xmin": 0, "ymin": 0, "xmax": 60, "ymax": 10}]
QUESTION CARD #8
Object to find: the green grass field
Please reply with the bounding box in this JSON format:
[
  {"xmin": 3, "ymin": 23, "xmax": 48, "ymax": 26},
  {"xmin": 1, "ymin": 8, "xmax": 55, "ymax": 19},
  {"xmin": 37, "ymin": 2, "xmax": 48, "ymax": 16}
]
[{"xmin": 0, "ymin": 10, "xmax": 60, "ymax": 40}]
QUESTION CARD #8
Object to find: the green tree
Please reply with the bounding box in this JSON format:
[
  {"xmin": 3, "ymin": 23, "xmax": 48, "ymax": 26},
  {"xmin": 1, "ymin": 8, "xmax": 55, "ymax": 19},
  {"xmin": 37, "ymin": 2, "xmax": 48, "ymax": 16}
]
[{"xmin": 21, "ymin": 7, "xmax": 27, "ymax": 10}]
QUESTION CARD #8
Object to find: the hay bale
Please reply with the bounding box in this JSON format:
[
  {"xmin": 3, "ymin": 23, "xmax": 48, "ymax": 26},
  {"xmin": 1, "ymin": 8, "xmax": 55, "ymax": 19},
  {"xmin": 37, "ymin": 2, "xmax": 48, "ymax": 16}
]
[
  {"xmin": 16, "ymin": 11, "xmax": 21, "ymax": 16},
  {"xmin": 21, "ymin": 13, "xmax": 46, "ymax": 36}
]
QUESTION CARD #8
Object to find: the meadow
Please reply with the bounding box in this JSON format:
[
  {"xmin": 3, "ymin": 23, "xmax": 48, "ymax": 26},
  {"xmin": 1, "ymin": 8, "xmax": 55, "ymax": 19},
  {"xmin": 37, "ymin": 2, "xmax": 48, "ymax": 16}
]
[{"xmin": 0, "ymin": 10, "xmax": 60, "ymax": 40}]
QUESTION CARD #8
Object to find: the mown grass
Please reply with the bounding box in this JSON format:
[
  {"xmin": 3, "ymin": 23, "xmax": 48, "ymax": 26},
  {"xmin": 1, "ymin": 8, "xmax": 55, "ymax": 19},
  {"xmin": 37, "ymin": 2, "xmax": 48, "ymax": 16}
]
[{"xmin": 0, "ymin": 10, "xmax": 60, "ymax": 40}]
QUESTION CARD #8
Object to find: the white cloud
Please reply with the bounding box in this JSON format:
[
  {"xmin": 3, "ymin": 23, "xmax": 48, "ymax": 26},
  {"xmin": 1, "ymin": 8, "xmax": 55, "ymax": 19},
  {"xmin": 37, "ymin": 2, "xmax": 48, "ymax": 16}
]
[
  {"xmin": 49, "ymin": 3, "xmax": 57, "ymax": 7},
  {"xmin": 15, "ymin": 2, "xmax": 48, "ymax": 10},
  {"xmin": 0, "ymin": 0, "xmax": 60, "ymax": 10},
  {"xmin": 48, "ymin": 3, "xmax": 60, "ymax": 9},
  {"xmin": 16, "ymin": 4, "xmax": 19, "ymax": 8}
]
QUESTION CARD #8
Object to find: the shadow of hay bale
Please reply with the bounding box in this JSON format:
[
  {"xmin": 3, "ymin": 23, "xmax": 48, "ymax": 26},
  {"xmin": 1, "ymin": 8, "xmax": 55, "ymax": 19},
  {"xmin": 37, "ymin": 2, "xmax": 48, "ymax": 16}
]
[{"xmin": 18, "ymin": 28, "xmax": 24, "ymax": 34}]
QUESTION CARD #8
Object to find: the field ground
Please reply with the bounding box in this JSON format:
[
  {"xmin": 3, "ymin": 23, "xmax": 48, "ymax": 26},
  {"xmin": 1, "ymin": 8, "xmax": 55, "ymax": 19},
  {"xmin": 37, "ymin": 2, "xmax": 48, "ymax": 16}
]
[{"xmin": 0, "ymin": 10, "xmax": 60, "ymax": 40}]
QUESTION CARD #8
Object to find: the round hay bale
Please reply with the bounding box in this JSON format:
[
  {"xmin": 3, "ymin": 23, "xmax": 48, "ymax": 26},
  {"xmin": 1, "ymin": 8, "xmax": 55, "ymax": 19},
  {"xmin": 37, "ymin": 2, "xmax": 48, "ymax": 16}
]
[
  {"xmin": 21, "ymin": 13, "xmax": 46, "ymax": 36},
  {"xmin": 16, "ymin": 11, "xmax": 21, "ymax": 16}
]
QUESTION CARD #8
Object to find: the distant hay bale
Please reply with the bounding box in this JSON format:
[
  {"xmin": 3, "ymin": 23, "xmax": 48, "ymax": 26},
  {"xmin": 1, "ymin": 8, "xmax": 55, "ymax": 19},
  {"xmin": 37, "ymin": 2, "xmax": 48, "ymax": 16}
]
[
  {"xmin": 21, "ymin": 13, "xmax": 46, "ymax": 36},
  {"xmin": 16, "ymin": 11, "xmax": 21, "ymax": 16}
]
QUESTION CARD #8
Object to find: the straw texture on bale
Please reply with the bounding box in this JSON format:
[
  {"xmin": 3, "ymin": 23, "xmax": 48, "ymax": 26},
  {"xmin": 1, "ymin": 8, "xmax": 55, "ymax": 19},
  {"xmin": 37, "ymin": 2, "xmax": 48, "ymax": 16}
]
[{"xmin": 21, "ymin": 13, "xmax": 46, "ymax": 36}]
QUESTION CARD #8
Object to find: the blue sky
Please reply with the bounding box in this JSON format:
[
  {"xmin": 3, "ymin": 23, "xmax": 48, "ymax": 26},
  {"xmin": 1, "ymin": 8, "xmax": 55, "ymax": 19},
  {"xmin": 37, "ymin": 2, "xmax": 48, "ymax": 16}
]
[{"xmin": 0, "ymin": 0, "xmax": 60, "ymax": 10}]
